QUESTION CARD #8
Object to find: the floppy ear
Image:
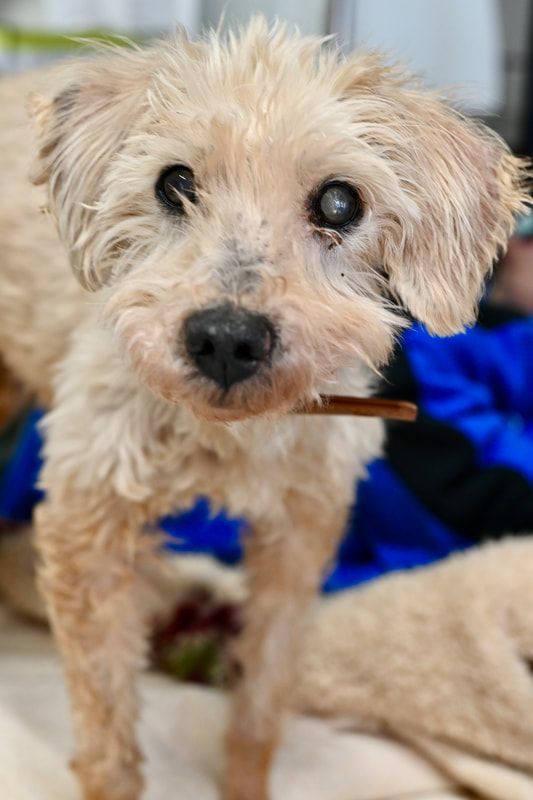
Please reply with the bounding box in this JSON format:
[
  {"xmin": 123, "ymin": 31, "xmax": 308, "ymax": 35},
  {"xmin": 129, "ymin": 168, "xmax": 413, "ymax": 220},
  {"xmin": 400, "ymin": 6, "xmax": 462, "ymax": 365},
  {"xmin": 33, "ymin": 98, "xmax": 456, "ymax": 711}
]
[
  {"xmin": 29, "ymin": 47, "xmax": 153, "ymax": 290},
  {"xmin": 338, "ymin": 56, "xmax": 529, "ymax": 334}
]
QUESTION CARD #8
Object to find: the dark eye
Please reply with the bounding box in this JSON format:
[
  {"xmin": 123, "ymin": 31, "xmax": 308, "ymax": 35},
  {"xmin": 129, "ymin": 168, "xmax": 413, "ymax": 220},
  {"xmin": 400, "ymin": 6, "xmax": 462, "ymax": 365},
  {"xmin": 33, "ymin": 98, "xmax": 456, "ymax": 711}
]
[
  {"xmin": 156, "ymin": 165, "xmax": 197, "ymax": 212},
  {"xmin": 312, "ymin": 181, "xmax": 363, "ymax": 229}
]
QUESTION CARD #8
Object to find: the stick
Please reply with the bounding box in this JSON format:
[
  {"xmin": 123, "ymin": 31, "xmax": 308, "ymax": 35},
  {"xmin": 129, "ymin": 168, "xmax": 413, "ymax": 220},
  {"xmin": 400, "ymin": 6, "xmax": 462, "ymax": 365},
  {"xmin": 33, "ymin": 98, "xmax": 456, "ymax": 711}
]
[{"xmin": 294, "ymin": 395, "xmax": 418, "ymax": 421}]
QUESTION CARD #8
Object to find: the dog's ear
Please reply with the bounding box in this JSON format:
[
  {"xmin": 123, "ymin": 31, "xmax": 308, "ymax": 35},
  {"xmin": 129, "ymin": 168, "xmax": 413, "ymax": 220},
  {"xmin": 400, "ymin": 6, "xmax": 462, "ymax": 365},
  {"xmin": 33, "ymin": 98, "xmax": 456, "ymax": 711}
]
[
  {"xmin": 29, "ymin": 48, "xmax": 153, "ymax": 290},
  {"xmin": 337, "ymin": 56, "xmax": 529, "ymax": 334}
]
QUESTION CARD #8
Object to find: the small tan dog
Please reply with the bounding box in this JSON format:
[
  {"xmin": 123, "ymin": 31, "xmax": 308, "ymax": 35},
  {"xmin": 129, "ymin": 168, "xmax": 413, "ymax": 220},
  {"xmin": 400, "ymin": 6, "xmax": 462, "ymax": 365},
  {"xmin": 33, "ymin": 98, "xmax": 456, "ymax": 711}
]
[{"xmin": 0, "ymin": 18, "xmax": 527, "ymax": 800}]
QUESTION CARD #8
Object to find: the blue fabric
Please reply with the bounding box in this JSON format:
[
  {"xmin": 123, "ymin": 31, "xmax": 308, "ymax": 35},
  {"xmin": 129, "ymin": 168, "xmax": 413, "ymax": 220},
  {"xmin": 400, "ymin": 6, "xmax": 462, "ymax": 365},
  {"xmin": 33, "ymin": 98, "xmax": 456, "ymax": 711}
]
[
  {"xmin": 162, "ymin": 458, "xmax": 472, "ymax": 592},
  {"xmin": 323, "ymin": 459, "xmax": 471, "ymax": 591},
  {"xmin": 405, "ymin": 319, "xmax": 533, "ymax": 482},
  {"xmin": 0, "ymin": 413, "xmax": 471, "ymax": 591},
  {"xmin": 161, "ymin": 500, "xmax": 243, "ymax": 565},
  {"xmin": 0, "ymin": 409, "xmax": 44, "ymax": 522},
  {"xmin": 1, "ymin": 313, "xmax": 531, "ymax": 592},
  {"xmin": 160, "ymin": 459, "xmax": 472, "ymax": 592}
]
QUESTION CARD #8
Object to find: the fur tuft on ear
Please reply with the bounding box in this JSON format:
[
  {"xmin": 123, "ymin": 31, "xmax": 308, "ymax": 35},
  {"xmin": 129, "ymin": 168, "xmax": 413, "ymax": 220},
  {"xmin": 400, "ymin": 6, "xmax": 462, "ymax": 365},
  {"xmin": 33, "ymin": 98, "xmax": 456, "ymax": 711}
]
[
  {"xmin": 29, "ymin": 46, "xmax": 155, "ymax": 291},
  {"xmin": 337, "ymin": 55, "xmax": 530, "ymax": 335}
]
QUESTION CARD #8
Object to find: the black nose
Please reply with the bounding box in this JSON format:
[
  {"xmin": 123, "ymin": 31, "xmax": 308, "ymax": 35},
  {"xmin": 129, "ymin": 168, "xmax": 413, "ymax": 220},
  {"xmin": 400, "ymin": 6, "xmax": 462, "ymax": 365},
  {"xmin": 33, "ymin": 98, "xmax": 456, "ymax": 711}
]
[{"xmin": 184, "ymin": 305, "xmax": 276, "ymax": 390}]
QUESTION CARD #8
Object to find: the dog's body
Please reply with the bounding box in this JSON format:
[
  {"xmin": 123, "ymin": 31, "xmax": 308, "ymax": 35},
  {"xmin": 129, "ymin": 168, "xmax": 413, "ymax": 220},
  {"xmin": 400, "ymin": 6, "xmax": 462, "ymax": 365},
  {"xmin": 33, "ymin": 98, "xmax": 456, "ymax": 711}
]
[{"xmin": 0, "ymin": 19, "xmax": 527, "ymax": 800}]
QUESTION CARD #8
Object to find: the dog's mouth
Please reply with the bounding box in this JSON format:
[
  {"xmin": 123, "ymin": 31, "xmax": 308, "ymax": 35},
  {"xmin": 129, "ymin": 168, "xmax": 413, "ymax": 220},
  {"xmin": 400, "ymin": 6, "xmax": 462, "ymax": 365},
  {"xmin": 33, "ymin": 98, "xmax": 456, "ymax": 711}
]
[
  {"xmin": 182, "ymin": 377, "xmax": 290, "ymax": 422},
  {"xmin": 173, "ymin": 354, "xmax": 315, "ymax": 422}
]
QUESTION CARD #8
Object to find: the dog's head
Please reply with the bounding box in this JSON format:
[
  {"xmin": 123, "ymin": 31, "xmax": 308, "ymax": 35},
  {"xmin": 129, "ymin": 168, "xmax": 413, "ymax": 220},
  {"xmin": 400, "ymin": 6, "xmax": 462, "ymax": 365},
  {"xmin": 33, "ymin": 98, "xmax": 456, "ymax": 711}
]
[{"xmin": 31, "ymin": 19, "xmax": 527, "ymax": 421}]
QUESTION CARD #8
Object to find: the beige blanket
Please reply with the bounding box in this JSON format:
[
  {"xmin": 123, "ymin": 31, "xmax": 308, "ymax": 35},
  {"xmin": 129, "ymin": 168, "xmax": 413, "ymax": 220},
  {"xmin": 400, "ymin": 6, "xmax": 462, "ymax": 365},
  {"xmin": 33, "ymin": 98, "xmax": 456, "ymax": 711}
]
[
  {"xmin": 296, "ymin": 538, "xmax": 533, "ymax": 799},
  {"xmin": 0, "ymin": 604, "xmax": 462, "ymax": 800},
  {"xmin": 1, "ymin": 535, "xmax": 532, "ymax": 799}
]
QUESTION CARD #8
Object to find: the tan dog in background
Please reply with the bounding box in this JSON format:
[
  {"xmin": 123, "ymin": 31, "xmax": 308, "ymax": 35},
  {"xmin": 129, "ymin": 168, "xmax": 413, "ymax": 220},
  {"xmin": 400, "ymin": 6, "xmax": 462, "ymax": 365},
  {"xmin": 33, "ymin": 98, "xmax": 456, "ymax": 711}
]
[{"xmin": 0, "ymin": 18, "xmax": 527, "ymax": 800}]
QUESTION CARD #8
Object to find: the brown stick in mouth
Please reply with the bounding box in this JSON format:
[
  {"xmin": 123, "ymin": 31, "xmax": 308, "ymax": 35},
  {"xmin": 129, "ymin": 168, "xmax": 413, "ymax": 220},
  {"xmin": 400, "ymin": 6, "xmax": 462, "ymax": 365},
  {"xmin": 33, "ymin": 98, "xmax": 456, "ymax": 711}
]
[{"xmin": 294, "ymin": 395, "xmax": 418, "ymax": 421}]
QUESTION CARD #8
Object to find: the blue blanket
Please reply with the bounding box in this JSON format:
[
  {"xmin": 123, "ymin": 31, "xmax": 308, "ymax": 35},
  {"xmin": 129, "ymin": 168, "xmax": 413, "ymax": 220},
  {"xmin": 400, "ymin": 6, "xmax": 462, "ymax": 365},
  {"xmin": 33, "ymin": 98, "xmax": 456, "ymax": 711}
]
[{"xmin": 1, "ymin": 306, "xmax": 531, "ymax": 591}]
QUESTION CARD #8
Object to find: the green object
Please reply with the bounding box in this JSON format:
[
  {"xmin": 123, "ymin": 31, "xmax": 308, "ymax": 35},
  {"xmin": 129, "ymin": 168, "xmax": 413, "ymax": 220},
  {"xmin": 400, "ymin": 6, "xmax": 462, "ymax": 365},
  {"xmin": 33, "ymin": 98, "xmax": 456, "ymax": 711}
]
[
  {"xmin": 157, "ymin": 635, "xmax": 226, "ymax": 687},
  {"xmin": 0, "ymin": 26, "xmax": 138, "ymax": 53}
]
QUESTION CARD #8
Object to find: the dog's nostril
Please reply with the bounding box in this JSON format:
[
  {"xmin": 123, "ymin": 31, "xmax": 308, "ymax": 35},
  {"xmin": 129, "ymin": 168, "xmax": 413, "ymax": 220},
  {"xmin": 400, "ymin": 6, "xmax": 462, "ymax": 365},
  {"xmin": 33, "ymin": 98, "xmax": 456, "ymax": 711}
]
[
  {"xmin": 184, "ymin": 305, "xmax": 276, "ymax": 391},
  {"xmin": 234, "ymin": 341, "xmax": 260, "ymax": 362},
  {"xmin": 197, "ymin": 338, "xmax": 215, "ymax": 357}
]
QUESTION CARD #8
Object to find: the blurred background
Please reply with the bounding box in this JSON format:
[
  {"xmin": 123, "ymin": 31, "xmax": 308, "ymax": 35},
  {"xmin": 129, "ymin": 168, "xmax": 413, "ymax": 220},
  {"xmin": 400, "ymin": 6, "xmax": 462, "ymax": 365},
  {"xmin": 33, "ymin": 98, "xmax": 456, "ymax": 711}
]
[{"xmin": 1, "ymin": 0, "xmax": 532, "ymax": 154}]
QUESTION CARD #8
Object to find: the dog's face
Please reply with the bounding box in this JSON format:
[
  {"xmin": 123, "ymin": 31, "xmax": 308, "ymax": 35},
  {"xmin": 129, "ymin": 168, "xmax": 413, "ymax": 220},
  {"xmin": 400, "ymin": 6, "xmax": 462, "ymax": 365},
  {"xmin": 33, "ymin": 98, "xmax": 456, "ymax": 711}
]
[{"xmin": 31, "ymin": 20, "xmax": 526, "ymax": 421}]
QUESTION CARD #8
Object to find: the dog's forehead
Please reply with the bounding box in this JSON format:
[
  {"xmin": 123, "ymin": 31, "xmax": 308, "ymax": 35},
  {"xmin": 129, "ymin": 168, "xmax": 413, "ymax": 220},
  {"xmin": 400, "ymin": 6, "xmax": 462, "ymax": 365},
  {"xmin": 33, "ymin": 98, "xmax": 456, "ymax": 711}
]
[{"xmin": 149, "ymin": 37, "xmax": 355, "ymax": 154}]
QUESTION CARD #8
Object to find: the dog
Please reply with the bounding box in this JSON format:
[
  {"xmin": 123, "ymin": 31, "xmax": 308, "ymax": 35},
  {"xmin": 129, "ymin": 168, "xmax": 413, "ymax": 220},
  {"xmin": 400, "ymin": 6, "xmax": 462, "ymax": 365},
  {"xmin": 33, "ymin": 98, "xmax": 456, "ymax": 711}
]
[{"xmin": 0, "ymin": 17, "xmax": 527, "ymax": 800}]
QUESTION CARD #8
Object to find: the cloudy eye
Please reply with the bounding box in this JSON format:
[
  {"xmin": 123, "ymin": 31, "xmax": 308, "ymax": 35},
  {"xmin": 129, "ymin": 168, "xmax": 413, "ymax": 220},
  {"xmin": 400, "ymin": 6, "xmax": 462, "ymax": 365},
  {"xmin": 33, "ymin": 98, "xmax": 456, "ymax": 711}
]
[
  {"xmin": 156, "ymin": 165, "xmax": 197, "ymax": 212},
  {"xmin": 312, "ymin": 181, "xmax": 363, "ymax": 230}
]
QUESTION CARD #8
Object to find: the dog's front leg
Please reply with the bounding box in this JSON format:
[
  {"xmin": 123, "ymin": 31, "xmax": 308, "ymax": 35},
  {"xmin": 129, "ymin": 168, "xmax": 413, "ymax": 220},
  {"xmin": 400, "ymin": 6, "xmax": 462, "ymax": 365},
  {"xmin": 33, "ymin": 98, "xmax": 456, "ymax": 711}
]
[
  {"xmin": 36, "ymin": 490, "xmax": 150, "ymax": 800},
  {"xmin": 225, "ymin": 493, "xmax": 348, "ymax": 800}
]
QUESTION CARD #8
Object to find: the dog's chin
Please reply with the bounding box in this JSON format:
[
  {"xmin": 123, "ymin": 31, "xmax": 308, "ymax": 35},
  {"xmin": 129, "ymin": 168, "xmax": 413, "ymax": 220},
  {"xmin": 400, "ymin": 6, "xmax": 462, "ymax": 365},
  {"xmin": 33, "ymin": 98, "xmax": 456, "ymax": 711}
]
[
  {"xmin": 159, "ymin": 377, "xmax": 311, "ymax": 424},
  {"xmin": 179, "ymin": 390, "xmax": 299, "ymax": 424},
  {"xmin": 188, "ymin": 403, "xmax": 271, "ymax": 423}
]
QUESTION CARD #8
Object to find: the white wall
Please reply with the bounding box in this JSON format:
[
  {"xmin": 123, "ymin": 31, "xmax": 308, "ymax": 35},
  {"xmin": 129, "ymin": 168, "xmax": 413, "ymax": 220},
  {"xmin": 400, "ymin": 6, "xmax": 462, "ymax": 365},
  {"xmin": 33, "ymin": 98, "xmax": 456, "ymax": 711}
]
[
  {"xmin": 0, "ymin": 0, "xmax": 200, "ymax": 33},
  {"xmin": 332, "ymin": 0, "xmax": 503, "ymax": 115},
  {"xmin": 0, "ymin": 0, "xmax": 330, "ymax": 36},
  {"xmin": 202, "ymin": 0, "xmax": 329, "ymax": 36}
]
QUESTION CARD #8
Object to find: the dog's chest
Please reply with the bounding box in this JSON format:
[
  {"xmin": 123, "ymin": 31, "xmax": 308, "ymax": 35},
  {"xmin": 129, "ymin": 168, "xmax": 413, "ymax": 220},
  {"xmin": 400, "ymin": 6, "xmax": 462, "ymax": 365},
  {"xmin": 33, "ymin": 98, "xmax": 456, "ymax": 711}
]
[{"xmin": 145, "ymin": 410, "xmax": 384, "ymax": 523}]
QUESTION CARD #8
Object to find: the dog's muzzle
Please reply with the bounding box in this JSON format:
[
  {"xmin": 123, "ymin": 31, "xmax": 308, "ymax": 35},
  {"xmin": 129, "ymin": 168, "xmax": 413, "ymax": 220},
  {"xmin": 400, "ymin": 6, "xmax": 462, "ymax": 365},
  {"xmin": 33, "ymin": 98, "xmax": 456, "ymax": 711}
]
[{"xmin": 184, "ymin": 304, "xmax": 276, "ymax": 391}]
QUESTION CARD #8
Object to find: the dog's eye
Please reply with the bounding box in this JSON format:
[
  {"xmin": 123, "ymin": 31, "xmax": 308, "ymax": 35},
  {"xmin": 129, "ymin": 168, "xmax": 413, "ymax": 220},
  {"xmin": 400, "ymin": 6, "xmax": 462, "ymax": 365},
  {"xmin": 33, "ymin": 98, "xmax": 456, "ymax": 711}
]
[
  {"xmin": 156, "ymin": 165, "xmax": 197, "ymax": 212},
  {"xmin": 312, "ymin": 181, "xmax": 362, "ymax": 229}
]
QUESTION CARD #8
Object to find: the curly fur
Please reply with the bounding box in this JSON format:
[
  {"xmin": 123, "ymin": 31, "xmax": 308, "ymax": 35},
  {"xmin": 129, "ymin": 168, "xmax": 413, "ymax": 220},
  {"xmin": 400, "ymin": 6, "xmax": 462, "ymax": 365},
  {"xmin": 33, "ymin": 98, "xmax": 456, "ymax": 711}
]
[{"xmin": 0, "ymin": 17, "xmax": 527, "ymax": 800}]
